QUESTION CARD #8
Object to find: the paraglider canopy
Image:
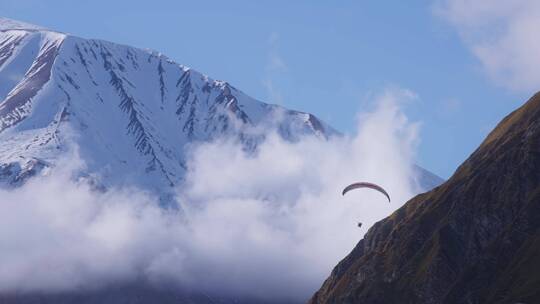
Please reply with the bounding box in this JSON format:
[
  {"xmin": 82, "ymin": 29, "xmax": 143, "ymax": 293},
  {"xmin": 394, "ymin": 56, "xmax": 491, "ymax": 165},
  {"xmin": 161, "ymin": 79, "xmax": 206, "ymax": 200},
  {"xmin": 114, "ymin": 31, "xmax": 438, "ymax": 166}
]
[{"xmin": 342, "ymin": 182, "xmax": 391, "ymax": 202}]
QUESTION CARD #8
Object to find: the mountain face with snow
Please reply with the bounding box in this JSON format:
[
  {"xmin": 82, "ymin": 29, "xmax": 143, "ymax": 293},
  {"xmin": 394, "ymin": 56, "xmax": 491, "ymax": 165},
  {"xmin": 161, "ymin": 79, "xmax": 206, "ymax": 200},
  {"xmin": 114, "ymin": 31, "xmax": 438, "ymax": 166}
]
[
  {"xmin": 0, "ymin": 17, "xmax": 441, "ymax": 199},
  {"xmin": 0, "ymin": 18, "xmax": 343, "ymax": 198}
]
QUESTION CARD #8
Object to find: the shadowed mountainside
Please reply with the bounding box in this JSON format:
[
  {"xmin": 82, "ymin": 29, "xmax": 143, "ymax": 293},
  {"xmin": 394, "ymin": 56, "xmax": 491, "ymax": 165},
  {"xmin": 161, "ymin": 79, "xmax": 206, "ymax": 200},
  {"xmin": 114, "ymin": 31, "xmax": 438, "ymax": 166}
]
[{"xmin": 309, "ymin": 92, "xmax": 540, "ymax": 304}]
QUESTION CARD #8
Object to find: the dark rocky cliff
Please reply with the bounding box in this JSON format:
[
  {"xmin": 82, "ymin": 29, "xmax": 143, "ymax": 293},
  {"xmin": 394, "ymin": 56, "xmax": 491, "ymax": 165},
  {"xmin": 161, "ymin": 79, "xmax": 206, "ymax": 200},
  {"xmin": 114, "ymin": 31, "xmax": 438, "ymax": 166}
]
[{"xmin": 309, "ymin": 93, "xmax": 540, "ymax": 304}]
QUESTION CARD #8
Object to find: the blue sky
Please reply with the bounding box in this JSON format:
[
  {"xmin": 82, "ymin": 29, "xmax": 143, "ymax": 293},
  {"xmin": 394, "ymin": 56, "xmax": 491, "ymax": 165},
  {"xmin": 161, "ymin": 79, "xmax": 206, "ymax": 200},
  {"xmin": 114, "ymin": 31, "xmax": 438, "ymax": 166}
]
[{"xmin": 1, "ymin": 0, "xmax": 535, "ymax": 178}]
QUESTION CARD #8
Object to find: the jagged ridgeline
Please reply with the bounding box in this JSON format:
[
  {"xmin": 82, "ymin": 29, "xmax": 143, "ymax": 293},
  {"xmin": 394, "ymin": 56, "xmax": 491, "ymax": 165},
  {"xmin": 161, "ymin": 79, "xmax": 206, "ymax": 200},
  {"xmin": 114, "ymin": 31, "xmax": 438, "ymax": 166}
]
[
  {"xmin": 309, "ymin": 93, "xmax": 540, "ymax": 304},
  {"xmin": 0, "ymin": 18, "xmax": 341, "ymax": 197}
]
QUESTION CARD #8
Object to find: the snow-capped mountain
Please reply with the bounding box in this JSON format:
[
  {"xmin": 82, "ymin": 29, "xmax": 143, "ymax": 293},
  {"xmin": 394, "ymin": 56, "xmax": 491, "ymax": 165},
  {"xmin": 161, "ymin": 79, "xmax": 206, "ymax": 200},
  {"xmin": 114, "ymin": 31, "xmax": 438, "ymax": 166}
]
[
  {"xmin": 0, "ymin": 17, "xmax": 441, "ymax": 199},
  {"xmin": 0, "ymin": 18, "xmax": 340, "ymax": 197}
]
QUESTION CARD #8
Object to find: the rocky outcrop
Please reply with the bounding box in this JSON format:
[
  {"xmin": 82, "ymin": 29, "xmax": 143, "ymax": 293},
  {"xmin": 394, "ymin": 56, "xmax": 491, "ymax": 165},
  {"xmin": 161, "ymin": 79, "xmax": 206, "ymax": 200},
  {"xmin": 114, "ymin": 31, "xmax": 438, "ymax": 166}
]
[{"xmin": 309, "ymin": 92, "xmax": 540, "ymax": 304}]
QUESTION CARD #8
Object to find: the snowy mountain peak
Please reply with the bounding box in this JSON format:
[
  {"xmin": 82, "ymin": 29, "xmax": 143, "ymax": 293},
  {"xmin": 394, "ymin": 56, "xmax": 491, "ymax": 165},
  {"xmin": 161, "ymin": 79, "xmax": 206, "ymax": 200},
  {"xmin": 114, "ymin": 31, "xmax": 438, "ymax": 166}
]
[
  {"xmin": 0, "ymin": 17, "xmax": 49, "ymax": 32},
  {"xmin": 0, "ymin": 17, "xmax": 345, "ymax": 199}
]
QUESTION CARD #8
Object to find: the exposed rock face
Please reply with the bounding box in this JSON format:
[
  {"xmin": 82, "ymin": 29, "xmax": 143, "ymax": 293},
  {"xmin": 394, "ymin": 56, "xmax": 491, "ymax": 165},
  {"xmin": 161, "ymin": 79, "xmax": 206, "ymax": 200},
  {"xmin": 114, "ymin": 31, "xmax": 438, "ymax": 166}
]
[{"xmin": 309, "ymin": 93, "xmax": 540, "ymax": 304}]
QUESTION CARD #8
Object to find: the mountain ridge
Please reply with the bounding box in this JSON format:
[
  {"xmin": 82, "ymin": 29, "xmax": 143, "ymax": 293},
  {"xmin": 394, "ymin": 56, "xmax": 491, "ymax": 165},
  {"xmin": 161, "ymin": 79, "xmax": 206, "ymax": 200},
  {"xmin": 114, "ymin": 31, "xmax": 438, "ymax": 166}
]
[
  {"xmin": 0, "ymin": 17, "xmax": 345, "ymax": 199},
  {"xmin": 308, "ymin": 92, "xmax": 540, "ymax": 304},
  {"xmin": 0, "ymin": 17, "xmax": 48, "ymax": 32}
]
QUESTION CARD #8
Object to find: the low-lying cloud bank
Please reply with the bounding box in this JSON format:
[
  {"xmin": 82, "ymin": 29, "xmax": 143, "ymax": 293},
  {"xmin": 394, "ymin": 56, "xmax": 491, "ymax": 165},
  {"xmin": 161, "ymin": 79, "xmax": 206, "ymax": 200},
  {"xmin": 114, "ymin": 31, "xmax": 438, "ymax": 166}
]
[{"xmin": 0, "ymin": 89, "xmax": 423, "ymax": 301}]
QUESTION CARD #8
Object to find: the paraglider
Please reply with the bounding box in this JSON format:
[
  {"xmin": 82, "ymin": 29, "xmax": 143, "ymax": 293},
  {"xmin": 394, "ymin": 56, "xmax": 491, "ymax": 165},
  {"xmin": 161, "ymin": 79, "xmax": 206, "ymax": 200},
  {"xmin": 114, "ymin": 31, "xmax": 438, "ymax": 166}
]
[
  {"xmin": 342, "ymin": 182, "xmax": 391, "ymax": 202},
  {"xmin": 342, "ymin": 182, "xmax": 391, "ymax": 228}
]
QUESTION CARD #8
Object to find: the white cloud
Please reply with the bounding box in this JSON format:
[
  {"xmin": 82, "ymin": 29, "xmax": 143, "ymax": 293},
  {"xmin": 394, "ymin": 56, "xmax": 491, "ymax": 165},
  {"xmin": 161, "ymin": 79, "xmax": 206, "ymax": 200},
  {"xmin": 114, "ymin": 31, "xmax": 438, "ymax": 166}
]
[
  {"xmin": 0, "ymin": 88, "xmax": 422, "ymax": 301},
  {"xmin": 262, "ymin": 78, "xmax": 284, "ymax": 106},
  {"xmin": 266, "ymin": 32, "xmax": 287, "ymax": 72},
  {"xmin": 436, "ymin": 0, "xmax": 540, "ymax": 91},
  {"xmin": 263, "ymin": 32, "xmax": 288, "ymax": 104}
]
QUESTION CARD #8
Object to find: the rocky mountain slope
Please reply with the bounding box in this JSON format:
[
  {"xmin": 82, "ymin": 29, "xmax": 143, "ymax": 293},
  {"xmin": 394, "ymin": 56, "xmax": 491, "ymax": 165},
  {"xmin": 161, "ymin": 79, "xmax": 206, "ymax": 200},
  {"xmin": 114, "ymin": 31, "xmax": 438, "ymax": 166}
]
[{"xmin": 308, "ymin": 93, "xmax": 540, "ymax": 304}]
